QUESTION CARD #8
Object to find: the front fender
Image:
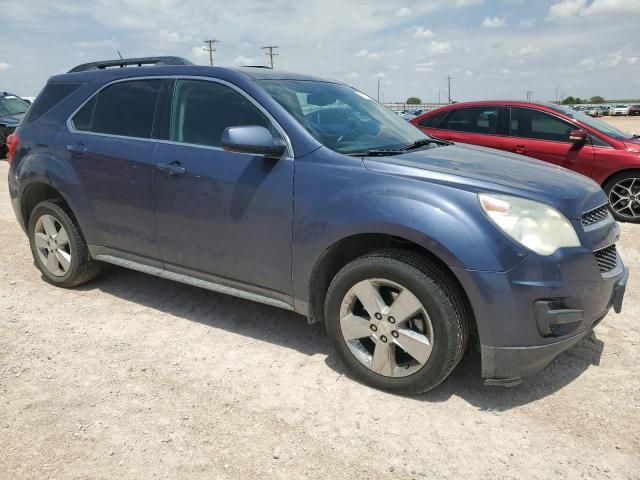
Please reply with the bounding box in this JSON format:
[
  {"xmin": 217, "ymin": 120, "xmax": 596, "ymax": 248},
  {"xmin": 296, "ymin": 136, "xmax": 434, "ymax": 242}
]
[{"xmin": 292, "ymin": 154, "xmax": 529, "ymax": 302}]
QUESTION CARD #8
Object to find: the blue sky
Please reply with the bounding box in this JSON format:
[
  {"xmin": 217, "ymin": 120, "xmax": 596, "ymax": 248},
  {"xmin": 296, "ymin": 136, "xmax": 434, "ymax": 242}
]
[{"xmin": 1, "ymin": 0, "xmax": 639, "ymax": 101}]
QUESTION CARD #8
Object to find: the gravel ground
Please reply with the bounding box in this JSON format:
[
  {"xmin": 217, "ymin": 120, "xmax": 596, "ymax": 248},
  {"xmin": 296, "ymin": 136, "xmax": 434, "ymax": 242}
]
[{"xmin": 1, "ymin": 131, "xmax": 640, "ymax": 479}]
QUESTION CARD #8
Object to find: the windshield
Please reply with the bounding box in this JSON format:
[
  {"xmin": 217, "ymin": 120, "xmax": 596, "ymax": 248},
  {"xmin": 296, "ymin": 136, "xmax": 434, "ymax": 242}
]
[
  {"xmin": 0, "ymin": 96, "xmax": 29, "ymax": 116},
  {"xmin": 258, "ymin": 79, "xmax": 429, "ymax": 154},
  {"xmin": 548, "ymin": 104, "xmax": 633, "ymax": 141}
]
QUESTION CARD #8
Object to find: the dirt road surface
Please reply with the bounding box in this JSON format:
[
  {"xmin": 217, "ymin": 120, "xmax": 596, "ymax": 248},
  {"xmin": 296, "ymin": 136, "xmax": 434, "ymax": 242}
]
[{"xmin": 1, "ymin": 154, "xmax": 639, "ymax": 479}]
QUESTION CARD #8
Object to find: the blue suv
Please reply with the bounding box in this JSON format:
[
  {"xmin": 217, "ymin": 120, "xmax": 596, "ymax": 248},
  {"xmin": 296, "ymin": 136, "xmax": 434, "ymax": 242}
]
[{"xmin": 7, "ymin": 57, "xmax": 628, "ymax": 394}]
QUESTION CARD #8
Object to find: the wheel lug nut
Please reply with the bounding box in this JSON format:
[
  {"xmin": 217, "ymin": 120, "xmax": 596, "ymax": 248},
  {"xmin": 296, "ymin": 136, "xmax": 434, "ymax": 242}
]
[
  {"xmin": 370, "ymin": 324, "xmax": 377, "ymax": 332},
  {"xmin": 374, "ymin": 313, "xmax": 382, "ymax": 320},
  {"xmin": 391, "ymin": 331, "xmax": 399, "ymax": 338},
  {"xmin": 380, "ymin": 335, "xmax": 387, "ymax": 343},
  {"xmin": 388, "ymin": 316, "xmax": 395, "ymax": 324}
]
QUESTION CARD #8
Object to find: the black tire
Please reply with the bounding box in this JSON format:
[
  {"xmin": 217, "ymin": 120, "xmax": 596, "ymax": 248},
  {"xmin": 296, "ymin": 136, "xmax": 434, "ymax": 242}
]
[
  {"xmin": 28, "ymin": 199, "xmax": 101, "ymax": 287},
  {"xmin": 603, "ymin": 170, "xmax": 640, "ymax": 223},
  {"xmin": 324, "ymin": 250, "xmax": 469, "ymax": 395}
]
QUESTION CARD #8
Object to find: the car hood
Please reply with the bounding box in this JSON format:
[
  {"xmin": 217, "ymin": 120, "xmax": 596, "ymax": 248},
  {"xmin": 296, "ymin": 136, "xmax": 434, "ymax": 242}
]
[
  {"xmin": 0, "ymin": 112, "xmax": 25, "ymax": 126},
  {"xmin": 363, "ymin": 143, "xmax": 606, "ymax": 220}
]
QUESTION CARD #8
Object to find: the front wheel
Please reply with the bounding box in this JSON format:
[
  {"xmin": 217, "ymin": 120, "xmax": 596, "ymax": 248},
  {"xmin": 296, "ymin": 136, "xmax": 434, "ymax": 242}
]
[
  {"xmin": 604, "ymin": 171, "xmax": 640, "ymax": 223},
  {"xmin": 324, "ymin": 250, "xmax": 469, "ymax": 394}
]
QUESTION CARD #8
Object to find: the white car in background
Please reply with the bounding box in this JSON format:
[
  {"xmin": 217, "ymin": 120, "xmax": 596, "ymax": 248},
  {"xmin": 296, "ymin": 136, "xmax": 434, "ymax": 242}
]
[{"xmin": 611, "ymin": 104, "xmax": 630, "ymax": 116}]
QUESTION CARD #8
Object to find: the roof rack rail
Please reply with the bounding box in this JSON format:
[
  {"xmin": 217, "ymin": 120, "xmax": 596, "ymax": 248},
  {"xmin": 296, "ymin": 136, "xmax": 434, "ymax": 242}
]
[
  {"xmin": 68, "ymin": 56, "xmax": 194, "ymax": 73},
  {"xmin": 241, "ymin": 65, "xmax": 273, "ymax": 69}
]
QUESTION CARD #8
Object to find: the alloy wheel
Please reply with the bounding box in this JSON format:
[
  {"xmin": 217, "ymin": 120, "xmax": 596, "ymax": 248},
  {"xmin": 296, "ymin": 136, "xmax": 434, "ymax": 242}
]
[
  {"xmin": 339, "ymin": 278, "xmax": 434, "ymax": 378},
  {"xmin": 33, "ymin": 214, "xmax": 72, "ymax": 277},
  {"xmin": 609, "ymin": 178, "xmax": 640, "ymax": 220}
]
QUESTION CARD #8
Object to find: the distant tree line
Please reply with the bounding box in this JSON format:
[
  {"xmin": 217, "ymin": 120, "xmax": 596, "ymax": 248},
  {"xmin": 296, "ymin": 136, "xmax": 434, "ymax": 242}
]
[{"xmin": 561, "ymin": 95, "xmax": 605, "ymax": 105}]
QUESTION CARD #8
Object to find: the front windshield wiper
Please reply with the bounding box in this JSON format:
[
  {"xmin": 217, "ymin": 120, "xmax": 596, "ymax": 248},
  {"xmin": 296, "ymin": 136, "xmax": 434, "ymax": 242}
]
[
  {"xmin": 346, "ymin": 149, "xmax": 405, "ymax": 157},
  {"xmin": 400, "ymin": 138, "xmax": 452, "ymax": 150}
]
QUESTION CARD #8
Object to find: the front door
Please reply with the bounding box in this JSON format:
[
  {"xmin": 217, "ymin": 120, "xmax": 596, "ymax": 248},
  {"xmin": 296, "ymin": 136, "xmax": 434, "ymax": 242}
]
[
  {"xmin": 502, "ymin": 107, "xmax": 595, "ymax": 177},
  {"xmin": 152, "ymin": 79, "xmax": 294, "ymax": 298}
]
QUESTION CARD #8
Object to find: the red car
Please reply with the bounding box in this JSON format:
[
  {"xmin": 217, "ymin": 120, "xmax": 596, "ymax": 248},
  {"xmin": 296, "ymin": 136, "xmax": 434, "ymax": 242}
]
[
  {"xmin": 411, "ymin": 101, "xmax": 640, "ymax": 222},
  {"xmin": 629, "ymin": 105, "xmax": 640, "ymax": 116}
]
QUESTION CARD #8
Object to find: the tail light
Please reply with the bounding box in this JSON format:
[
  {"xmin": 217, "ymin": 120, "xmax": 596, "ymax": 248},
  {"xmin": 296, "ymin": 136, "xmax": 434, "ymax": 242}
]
[{"xmin": 6, "ymin": 131, "xmax": 18, "ymax": 163}]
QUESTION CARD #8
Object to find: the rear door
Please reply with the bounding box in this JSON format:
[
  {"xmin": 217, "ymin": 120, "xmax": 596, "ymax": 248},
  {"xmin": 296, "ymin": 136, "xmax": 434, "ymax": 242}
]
[
  {"xmin": 502, "ymin": 106, "xmax": 595, "ymax": 177},
  {"xmin": 57, "ymin": 79, "xmax": 164, "ymax": 258},
  {"xmin": 419, "ymin": 106, "xmax": 506, "ymax": 150},
  {"xmin": 152, "ymin": 78, "xmax": 294, "ymax": 299}
]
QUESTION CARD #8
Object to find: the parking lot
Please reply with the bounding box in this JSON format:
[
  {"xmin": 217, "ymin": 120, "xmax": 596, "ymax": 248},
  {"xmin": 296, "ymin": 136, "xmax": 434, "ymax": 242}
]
[{"xmin": 0, "ymin": 117, "xmax": 639, "ymax": 480}]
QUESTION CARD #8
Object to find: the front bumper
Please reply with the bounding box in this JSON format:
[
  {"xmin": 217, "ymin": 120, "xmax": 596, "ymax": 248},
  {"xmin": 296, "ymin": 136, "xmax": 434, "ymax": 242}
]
[{"xmin": 452, "ymin": 243, "xmax": 628, "ymax": 385}]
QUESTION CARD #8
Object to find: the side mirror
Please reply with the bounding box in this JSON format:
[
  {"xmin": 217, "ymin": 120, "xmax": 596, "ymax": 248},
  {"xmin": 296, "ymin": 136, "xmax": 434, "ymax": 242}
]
[
  {"xmin": 222, "ymin": 125, "xmax": 287, "ymax": 158},
  {"xmin": 569, "ymin": 129, "xmax": 587, "ymax": 144}
]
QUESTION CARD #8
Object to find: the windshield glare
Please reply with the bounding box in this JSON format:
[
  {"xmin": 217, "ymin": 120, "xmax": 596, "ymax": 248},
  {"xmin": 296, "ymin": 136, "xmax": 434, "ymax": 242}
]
[
  {"xmin": 0, "ymin": 96, "xmax": 29, "ymax": 116},
  {"xmin": 258, "ymin": 79, "xmax": 428, "ymax": 154},
  {"xmin": 548, "ymin": 104, "xmax": 633, "ymax": 141}
]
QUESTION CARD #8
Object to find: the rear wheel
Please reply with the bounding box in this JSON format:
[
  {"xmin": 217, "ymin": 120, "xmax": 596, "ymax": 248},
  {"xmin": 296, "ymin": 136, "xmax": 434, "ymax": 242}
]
[
  {"xmin": 28, "ymin": 200, "xmax": 101, "ymax": 287},
  {"xmin": 324, "ymin": 250, "xmax": 469, "ymax": 394},
  {"xmin": 604, "ymin": 171, "xmax": 640, "ymax": 223}
]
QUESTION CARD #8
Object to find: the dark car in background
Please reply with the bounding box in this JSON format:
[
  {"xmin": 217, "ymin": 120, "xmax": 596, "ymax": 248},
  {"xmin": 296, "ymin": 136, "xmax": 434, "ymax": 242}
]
[
  {"xmin": 629, "ymin": 105, "xmax": 640, "ymax": 116},
  {"xmin": 411, "ymin": 101, "xmax": 640, "ymax": 222},
  {"xmin": 7, "ymin": 57, "xmax": 627, "ymax": 394},
  {"xmin": 0, "ymin": 92, "xmax": 30, "ymax": 157}
]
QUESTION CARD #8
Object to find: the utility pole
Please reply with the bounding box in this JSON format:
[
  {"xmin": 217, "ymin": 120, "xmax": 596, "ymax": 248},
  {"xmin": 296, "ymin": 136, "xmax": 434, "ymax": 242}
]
[
  {"xmin": 261, "ymin": 45, "xmax": 279, "ymax": 69},
  {"xmin": 526, "ymin": 90, "xmax": 533, "ymax": 100},
  {"xmin": 203, "ymin": 39, "xmax": 219, "ymax": 66},
  {"xmin": 377, "ymin": 78, "xmax": 380, "ymax": 102},
  {"xmin": 446, "ymin": 76, "xmax": 453, "ymax": 103}
]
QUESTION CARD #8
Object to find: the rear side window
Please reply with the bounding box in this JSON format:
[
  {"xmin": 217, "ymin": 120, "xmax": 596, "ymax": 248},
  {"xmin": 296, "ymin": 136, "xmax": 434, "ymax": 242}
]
[
  {"xmin": 71, "ymin": 96, "xmax": 96, "ymax": 131},
  {"xmin": 170, "ymin": 79, "xmax": 272, "ymax": 147},
  {"xmin": 417, "ymin": 110, "xmax": 449, "ymax": 128},
  {"xmin": 440, "ymin": 107, "xmax": 501, "ymax": 134},
  {"xmin": 22, "ymin": 83, "xmax": 81, "ymax": 125},
  {"xmin": 510, "ymin": 107, "xmax": 573, "ymax": 142},
  {"xmin": 88, "ymin": 80, "xmax": 162, "ymax": 138}
]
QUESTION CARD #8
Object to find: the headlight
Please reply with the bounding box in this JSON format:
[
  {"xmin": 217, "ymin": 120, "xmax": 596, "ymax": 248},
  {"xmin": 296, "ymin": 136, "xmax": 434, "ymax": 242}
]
[{"xmin": 478, "ymin": 193, "xmax": 580, "ymax": 256}]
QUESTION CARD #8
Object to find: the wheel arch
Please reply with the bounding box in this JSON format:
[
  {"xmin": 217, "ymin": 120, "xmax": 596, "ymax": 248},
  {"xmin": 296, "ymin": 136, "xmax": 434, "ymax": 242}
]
[
  {"xmin": 306, "ymin": 232, "xmax": 477, "ymax": 339},
  {"xmin": 601, "ymin": 167, "xmax": 640, "ymax": 189}
]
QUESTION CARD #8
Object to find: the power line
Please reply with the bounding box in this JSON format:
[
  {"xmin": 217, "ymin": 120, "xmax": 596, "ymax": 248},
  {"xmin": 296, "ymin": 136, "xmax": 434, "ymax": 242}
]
[
  {"xmin": 203, "ymin": 39, "xmax": 219, "ymax": 66},
  {"xmin": 261, "ymin": 45, "xmax": 279, "ymax": 69}
]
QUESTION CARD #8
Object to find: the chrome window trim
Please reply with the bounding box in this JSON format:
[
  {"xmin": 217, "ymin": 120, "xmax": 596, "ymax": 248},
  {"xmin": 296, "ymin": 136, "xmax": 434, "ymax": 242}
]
[{"xmin": 65, "ymin": 75, "xmax": 295, "ymax": 159}]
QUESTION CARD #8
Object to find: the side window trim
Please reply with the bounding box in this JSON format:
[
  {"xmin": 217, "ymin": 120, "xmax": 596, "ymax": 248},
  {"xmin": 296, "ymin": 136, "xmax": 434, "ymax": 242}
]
[
  {"xmin": 66, "ymin": 75, "xmax": 294, "ymax": 159},
  {"xmin": 507, "ymin": 106, "xmax": 577, "ymax": 144}
]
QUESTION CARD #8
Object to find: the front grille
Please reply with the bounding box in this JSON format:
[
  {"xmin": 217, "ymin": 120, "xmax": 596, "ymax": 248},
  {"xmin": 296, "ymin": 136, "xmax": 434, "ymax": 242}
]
[
  {"xmin": 594, "ymin": 244, "xmax": 618, "ymax": 273},
  {"xmin": 582, "ymin": 205, "xmax": 610, "ymax": 226}
]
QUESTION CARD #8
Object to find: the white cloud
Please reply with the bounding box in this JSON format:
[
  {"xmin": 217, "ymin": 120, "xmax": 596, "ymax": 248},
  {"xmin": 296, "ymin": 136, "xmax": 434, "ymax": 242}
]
[
  {"xmin": 429, "ymin": 41, "xmax": 451, "ymax": 55},
  {"xmin": 346, "ymin": 71, "xmax": 360, "ymax": 79},
  {"xmin": 604, "ymin": 50, "xmax": 623, "ymax": 67},
  {"xmin": 455, "ymin": 0, "xmax": 483, "ymax": 6},
  {"xmin": 355, "ymin": 49, "xmax": 380, "ymax": 59},
  {"xmin": 159, "ymin": 29, "xmax": 192, "ymax": 44},
  {"xmin": 74, "ymin": 39, "xmax": 118, "ymax": 48},
  {"xmin": 373, "ymin": 72, "xmax": 386, "ymax": 79},
  {"xmin": 233, "ymin": 55, "xmax": 256, "ymax": 66},
  {"xmin": 548, "ymin": 0, "xmax": 640, "ymax": 20},
  {"xmin": 395, "ymin": 7, "xmax": 412, "ymax": 17},
  {"xmin": 413, "ymin": 27, "xmax": 434, "ymax": 38},
  {"xmin": 190, "ymin": 46, "xmax": 209, "ymax": 61},
  {"xmin": 415, "ymin": 60, "xmax": 435, "ymax": 72},
  {"xmin": 519, "ymin": 18, "xmax": 535, "ymax": 27},
  {"xmin": 518, "ymin": 45, "xmax": 541, "ymax": 56},
  {"xmin": 502, "ymin": 68, "xmax": 511, "ymax": 75},
  {"xmin": 627, "ymin": 56, "xmax": 638, "ymax": 65},
  {"xmin": 482, "ymin": 17, "xmax": 505, "ymax": 28},
  {"xmin": 464, "ymin": 69, "xmax": 473, "ymax": 76},
  {"xmin": 579, "ymin": 57, "xmax": 595, "ymax": 68},
  {"xmin": 0, "ymin": 62, "xmax": 11, "ymax": 73}
]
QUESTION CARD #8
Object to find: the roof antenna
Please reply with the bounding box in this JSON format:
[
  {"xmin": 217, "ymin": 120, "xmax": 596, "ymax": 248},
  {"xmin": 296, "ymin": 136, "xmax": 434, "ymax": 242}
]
[{"xmin": 117, "ymin": 50, "xmax": 123, "ymax": 60}]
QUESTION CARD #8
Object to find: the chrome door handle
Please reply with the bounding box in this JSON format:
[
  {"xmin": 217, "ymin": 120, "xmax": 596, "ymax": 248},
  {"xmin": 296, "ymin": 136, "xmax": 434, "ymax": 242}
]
[
  {"xmin": 157, "ymin": 161, "xmax": 186, "ymax": 176},
  {"xmin": 66, "ymin": 143, "xmax": 87, "ymax": 156}
]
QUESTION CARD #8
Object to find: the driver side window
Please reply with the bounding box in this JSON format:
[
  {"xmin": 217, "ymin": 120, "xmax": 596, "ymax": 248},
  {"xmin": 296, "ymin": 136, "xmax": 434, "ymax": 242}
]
[{"xmin": 170, "ymin": 80, "xmax": 275, "ymax": 148}]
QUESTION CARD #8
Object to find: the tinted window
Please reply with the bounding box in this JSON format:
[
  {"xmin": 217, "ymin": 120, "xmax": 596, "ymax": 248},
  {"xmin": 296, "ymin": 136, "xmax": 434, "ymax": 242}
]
[
  {"xmin": 170, "ymin": 80, "xmax": 271, "ymax": 147},
  {"xmin": 510, "ymin": 107, "xmax": 572, "ymax": 142},
  {"xmin": 417, "ymin": 110, "xmax": 449, "ymax": 128},
  {"xmin": 92, "ymin": 80, "xmax": 162, "ymax": 138},
  {"xmin": 21, "ymin": 83, "xmax": 81, "ymax": 125},
  {"xmin": 71, "ymin": 96, "xmax": 96, "ymax": 131},
  {"xmin": 440, "ymin": 107, "xmax": 501, "ymax": 134}
]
